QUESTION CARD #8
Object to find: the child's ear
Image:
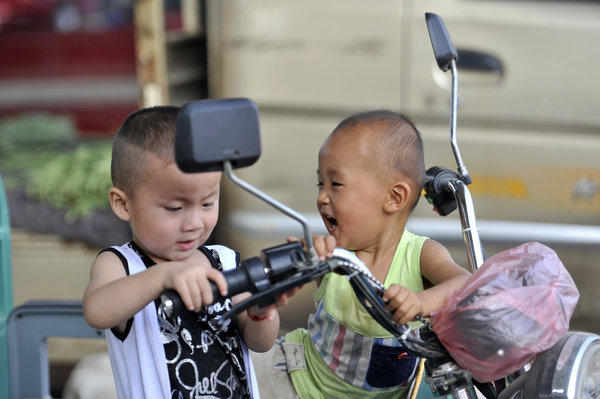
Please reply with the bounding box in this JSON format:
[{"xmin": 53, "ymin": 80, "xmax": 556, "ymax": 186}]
[
  {"xmin": 384, "ymin": 181, "xmax": 411, "ymax": 213},
  {"xmin": 109, "ymin": 187, "xmax": 131, "ymax": 222}
]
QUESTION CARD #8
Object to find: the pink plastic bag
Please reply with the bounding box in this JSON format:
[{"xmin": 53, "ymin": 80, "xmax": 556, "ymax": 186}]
[{"xmin": 430, "ymin": 241, "xmax": 579, "ymax": 382}]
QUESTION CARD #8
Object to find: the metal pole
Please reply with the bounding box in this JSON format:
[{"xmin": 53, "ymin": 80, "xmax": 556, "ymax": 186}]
[
  {"xmin": 449, "ymin": 60, "xmax": 470, "ymax": 181},
  {"xmin": 448, "ymin": 179, "xmax": 486, "ymax": 271}
]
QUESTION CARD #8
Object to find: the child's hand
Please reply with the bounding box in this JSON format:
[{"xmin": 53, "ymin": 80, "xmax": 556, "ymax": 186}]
[
  {"xmin": 312, "ymin": 234, "xmax": 336, "ymax": 261},
  {"xmin": 382, "ymin": 284, "xmax": 423, "ymax": 325},
  {"xmin": 245, "ymin": 288, "xmax": 299, "ymax": 321},
  {"xmin": 163, "ymin": 261, "xmax": 228, "ymax": 312},
  {"xmin": 286, "ymin": 234, "xmax": 336, "ymax": 262}
]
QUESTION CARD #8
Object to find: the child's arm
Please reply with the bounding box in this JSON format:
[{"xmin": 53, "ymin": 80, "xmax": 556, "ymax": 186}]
[
  {"xmin": 83, "ymin": 251, "xmax": 227, "ymax": 332},
  {"xmin": 383, "ymin": 239, "xmax": 470, "ymax": 325},
  {"xmin": 234, "ymin": 291, "xmax": 293, "ymax": 353}
]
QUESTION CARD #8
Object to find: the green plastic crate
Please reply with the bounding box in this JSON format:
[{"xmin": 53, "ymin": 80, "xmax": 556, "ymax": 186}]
[{"xmin": 0, "ymin": 173, "xmax": 13, "ymax": 397}]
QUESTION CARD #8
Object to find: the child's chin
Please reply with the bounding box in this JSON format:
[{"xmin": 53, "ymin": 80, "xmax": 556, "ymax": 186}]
[{"xmin": 169, "ymin": 250, "xmax": 192, "ymax": 261}]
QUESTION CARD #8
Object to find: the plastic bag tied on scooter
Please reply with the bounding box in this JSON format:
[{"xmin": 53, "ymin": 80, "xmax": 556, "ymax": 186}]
[{"xmin": 430, "ymin": 241, "xmax": 579, "ymax": 383}]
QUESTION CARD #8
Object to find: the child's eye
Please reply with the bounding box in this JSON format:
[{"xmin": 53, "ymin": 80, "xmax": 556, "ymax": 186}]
[
  {"xmin": 165, "ymin": 206, "xmax": 182, "ymax": 212},
  {"xmin": 332, "ymin": 181, "xmax": 342, "ymax": 187},
  {"xmin": 203, "ymin": 201, "xmax": 215, "ymax": 208},
  {"xmin": 316, "ymin": 182, "xmax": 324, "ymax": 189}
]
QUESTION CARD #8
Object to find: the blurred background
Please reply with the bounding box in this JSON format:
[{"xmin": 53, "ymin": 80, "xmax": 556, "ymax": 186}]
[{"xmin": 1, "ymin": 0, "xmax": 599, "ymax": 397}]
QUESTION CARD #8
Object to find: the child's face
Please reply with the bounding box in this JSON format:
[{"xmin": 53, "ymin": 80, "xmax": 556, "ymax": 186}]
[
  {"xmin": 317, "ymin": 128, "xmax": 390, "ymax": 250},
  {"xmin": 125, "ymin": 153, "xmax": 221, "ymax": 263}
]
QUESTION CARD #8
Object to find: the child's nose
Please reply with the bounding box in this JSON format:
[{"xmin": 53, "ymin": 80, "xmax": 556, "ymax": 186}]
[
  {"xmin": 317, "ymin": 189, "xmax": 330, "ymax": 205},
  {"xmin": 183, "ymin": 208, "xmax": 204, "ymax": 231}
]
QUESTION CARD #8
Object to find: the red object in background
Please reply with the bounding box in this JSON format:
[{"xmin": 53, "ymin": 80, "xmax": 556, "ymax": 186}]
[
  {"xmin": 0, "ymin": 0, "xmax": 57, "ymax": 30},
  {"xmin": 0, "ymin": 7, "xmax": 138, "ymax": 136},
  {"xmin": 0, "ymin": 27, "xmax": 136, "ymax": 78}
]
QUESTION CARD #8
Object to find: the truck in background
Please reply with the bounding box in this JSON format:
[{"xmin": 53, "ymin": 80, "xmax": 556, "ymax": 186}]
[{"xmin": 136, "ymin": 0, "xmax": 600, "ymax": 332}]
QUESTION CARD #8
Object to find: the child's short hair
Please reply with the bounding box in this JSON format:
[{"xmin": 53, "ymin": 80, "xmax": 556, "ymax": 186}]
[
  {"xmin": 111, "ymin": 105, "xmax": 180, "ymax": 195},
  {"xmin": 332, "ymin": 110, "xmax": 425, "ymax": 208}
]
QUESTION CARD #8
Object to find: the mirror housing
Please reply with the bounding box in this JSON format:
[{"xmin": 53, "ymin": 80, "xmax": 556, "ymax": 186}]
[
  {"xmin": 425, "ymin": 12, "xmax": 458, "ymax": 72},
  {"xmin": 175, "ymin": 98, "xmax": 261, "ymax": 173}
]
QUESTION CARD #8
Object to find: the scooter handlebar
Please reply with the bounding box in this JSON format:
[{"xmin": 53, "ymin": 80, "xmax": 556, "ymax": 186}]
[{"xmin": 159, "ymin": 241, "xmax": 306, "ymax": 317}]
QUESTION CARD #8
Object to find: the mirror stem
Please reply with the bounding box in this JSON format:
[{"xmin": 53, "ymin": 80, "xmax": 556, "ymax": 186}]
[
  {"xmin": 449, "ymin": 60, "xmax": 470, "ymax": 182},
  {"xmin": 223, "ymin": 161, "xmax": 319, "ymax": 265}
]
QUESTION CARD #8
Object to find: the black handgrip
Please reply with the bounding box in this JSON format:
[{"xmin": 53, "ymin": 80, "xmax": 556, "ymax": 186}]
[
  {"xmin": 423, "ymin": 166, "xmax": 459, "ymax": 216},
  {"xmin": 159, "ymin": 256, "xmax": 268, "ymax": 317},
  {"xmin": 425, "ymin": 12, "xmax": 458, "ymax": 72},
  {"xmin": 212, "ymin": 256, "xmax": 269, "ymax": 300}
]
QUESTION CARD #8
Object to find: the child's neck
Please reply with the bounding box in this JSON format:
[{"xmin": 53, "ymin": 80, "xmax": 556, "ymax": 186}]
[
  {"xmin": 356, "ymin": 245, "xmax": 396, "ymax": 283},
  {"xmin": 354, "ymin": 224, "xmax": 406, "ymax": 283}
]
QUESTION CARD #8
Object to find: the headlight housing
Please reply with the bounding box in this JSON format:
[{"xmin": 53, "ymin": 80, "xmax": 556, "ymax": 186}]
[
  {"xmin": 500, "ymin": 331, "xmax": 600, "ymax": 398},
  {"xmin": 551, "ymin": 332, "xmax": 600, "ymax": 398}
]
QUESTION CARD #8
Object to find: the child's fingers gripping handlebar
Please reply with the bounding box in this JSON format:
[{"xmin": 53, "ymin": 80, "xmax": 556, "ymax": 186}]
[
  {"xmin": 159, "ymin": 241, "xmax": 308, "ymax": 318},
  {"xmin": 159, "ymin": 261, "xmax": 261, "ymax": 317}
]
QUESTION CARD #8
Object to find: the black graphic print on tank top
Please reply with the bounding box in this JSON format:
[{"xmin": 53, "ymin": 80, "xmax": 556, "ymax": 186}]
[{"xmin": 130, "ymin": 242, "xmax": 251, "ymax": 399}]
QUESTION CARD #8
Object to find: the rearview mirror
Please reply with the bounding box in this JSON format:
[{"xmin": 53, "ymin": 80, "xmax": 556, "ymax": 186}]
[
  {"xmin": 425, "ymin": 12, "xmax": 458, "ymax": 72},
  {"xmin": 175, "ymin": 98, "xmax": 262, "ymax": 173}
]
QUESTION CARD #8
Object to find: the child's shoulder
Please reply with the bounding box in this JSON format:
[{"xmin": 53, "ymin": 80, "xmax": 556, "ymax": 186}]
[
  {"xmin": 400, "ymin": 228, "xmax": 429, "ymax": 253},
  {"xmin": 402, "ymin": 228, "xmax": 428, "ymax": 241}
]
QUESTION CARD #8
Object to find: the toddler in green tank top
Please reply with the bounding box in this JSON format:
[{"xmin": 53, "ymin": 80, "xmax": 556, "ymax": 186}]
[{"xmin": 253, "ymin": 110, "xmax": 472, "ymax": 399}]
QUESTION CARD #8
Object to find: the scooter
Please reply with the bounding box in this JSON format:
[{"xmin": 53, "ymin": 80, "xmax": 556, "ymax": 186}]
[{"xmin": 161, "ymin": 12, "xmax": 600, "ymax": 399}]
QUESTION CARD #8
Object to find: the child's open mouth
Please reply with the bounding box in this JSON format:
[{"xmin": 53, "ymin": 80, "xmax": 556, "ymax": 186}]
[{"xmin": 326, "ymin": 216, "xmax": 338, "ymax": 232}]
